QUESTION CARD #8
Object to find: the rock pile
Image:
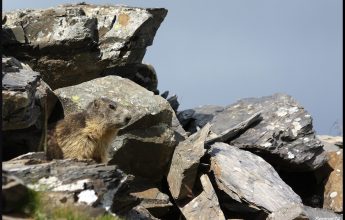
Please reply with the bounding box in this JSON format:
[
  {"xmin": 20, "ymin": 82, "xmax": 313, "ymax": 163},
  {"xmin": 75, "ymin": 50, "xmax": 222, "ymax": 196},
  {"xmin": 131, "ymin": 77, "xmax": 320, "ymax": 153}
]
[{"xmin": 2, "ymin": 3, "xmax": 343, "ymax": 220}]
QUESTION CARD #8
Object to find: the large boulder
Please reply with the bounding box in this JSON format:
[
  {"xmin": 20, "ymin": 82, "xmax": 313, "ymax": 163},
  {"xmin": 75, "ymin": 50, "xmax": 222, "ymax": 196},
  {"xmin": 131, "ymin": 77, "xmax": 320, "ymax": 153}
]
[
  {"xmin": 2, "ymin": 3, "xmax": 167, "ymax": 91},
  {"xmin": 54, "ymin": 75, "xmax": 185, "ymax": 181},
  {"xmin": 2, "ymin": 56, "xmax": 58, "ymax": 160},
  {"xmin": 179, "ymin": 93, "xmax": 327, "ymax": 171}
]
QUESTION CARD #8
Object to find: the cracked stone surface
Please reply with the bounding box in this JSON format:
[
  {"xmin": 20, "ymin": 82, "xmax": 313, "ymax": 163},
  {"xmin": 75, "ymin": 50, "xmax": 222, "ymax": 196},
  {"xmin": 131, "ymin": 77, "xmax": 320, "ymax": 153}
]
[{"xmin": 2, "ymin": 3, "xmax": 167, "ymax": 90}]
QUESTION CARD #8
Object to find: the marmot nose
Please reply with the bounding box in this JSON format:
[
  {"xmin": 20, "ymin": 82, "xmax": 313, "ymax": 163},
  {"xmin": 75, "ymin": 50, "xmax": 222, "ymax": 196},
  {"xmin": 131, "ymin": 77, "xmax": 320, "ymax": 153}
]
[{"xmin": 125, "ymin": 116, "xmax": 131, "ymax": 124}]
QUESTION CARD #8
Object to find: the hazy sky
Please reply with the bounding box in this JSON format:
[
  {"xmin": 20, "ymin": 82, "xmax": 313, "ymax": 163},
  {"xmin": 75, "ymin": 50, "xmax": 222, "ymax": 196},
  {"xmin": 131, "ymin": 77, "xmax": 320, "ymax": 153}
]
[{"xmin": 3, "ymin": 0, "xmax": 343, "ymax": 135}]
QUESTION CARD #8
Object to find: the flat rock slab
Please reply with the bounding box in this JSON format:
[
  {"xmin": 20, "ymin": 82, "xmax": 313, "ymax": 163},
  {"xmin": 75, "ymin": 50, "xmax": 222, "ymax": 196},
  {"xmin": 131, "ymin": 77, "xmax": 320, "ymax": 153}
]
[
  {"xmin": 323, "ymin": 150, "xmax": 343, "ymax": 213},
  {"xmin": 318, "ymin": 135, "xmax": 343, "ymax": 152},
  {"xmin": 209, "ymin": 142, "xmax": 302, "ymax": 213},
  {"xmin": 54, "ymin": 75, "xmax": 183, "ymax": 181},
  {"xmin": 180, "ymin": 174, "xmax": 225, "ymax": 220},
  {"xmin": 3, "ymin": 156, "xmax": 138, "ymax": 214},
  {"xmin": 2, "ymin": 3, "xmax": 167, "ymax": 90},
  {"xmin": 167, "ymin": 123, "xmax": 211, "ymax": 201},
  {"xmin": 267, "ymin": 203, "xmax": 343, "ymax": 220}
]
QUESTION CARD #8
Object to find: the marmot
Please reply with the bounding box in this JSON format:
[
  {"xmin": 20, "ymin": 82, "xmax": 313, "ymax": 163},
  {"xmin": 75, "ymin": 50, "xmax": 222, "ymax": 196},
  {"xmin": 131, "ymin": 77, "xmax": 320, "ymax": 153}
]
[{"xmin": 46, "ymin": 97, "xmax": 131, "ymax": 163}]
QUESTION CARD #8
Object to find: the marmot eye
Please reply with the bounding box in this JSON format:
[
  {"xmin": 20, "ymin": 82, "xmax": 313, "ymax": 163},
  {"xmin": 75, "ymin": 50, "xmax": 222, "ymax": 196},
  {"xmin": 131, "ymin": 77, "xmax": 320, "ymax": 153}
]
[{"xmin": 109, "ymin": 104, "xmax": 116, "ymax": 110}]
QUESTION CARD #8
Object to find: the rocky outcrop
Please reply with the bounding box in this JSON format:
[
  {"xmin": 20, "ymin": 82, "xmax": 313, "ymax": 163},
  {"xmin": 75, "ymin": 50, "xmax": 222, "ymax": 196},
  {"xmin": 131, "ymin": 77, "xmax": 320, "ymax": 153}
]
[
  {"xmin": 54, "ymin": 75, "xmax": 185, "ymax": 181},
  {"xmin": 179, "ymin": 93, "xmax": 327, "ymax": 171},
  {"xmin": 2, "ymin": 3, "xmax": 167, "ymax": 91}
]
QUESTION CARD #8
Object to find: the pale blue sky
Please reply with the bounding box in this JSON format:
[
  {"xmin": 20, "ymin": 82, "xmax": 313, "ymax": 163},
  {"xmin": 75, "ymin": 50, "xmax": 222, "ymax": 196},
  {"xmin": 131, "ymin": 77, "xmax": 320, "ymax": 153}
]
[{"xmin": 3, "ymin": 0, "xmax": 343, "ymax": 135}]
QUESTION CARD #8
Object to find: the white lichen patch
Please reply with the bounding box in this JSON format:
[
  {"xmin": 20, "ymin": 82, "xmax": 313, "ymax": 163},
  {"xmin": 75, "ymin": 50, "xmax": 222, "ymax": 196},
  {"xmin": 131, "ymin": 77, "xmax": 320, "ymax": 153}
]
[
  {"xmin": 303, "ymin": 137, "xmax": 310, "ymax": 142},
  {"xmin": 287, "ymin": 152, "xmax": 295, "ymax": 159},
  {"xmin": 336, "ymin": 150, "xmax": 341, "ymax": 155},
  {"xmin": 288, "ymin": 107, "xmax": 299, "ymax": 114},
  {"xmin": 304, "ymin": 114, "xmax": 311, "ymax": 118},
  {"xmin": 78, "ymin": 189, "xmax": 98, "ymax": 205},
  {"xmin": 294, "ymin": 118, "xmax": 301, "ymax": 122},
  {"xmin": 266, "ymin": 125, "xmax": 275, "ymax": 130},
  {"xmin": 292, "ymin": 121, "xmax": 302, "ymax": 137},
  {"xmin": 192, "ymin": 202, "xmax": 199, "ymax": 208},
  {"xmin": 276, "ymin": 108, "xmax": 288, "ymax": 117},
  {"xmin": 28, "ymin": 177, "xmax": 91, "ymax": 192},
  {"xmin": 262, "ymin": 142, "xmax": 272, "ymax": 148},
  {"xmin": 330, "ymin": 192, "xmax": 338, "ymax": 198}
]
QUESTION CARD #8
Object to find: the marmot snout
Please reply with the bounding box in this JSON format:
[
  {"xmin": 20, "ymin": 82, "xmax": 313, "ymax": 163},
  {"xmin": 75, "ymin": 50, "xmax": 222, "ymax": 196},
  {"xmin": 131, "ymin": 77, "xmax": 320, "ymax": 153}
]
[{"xmin": 46, "ymin": 97, "xmax": 131, "ymax": 163}]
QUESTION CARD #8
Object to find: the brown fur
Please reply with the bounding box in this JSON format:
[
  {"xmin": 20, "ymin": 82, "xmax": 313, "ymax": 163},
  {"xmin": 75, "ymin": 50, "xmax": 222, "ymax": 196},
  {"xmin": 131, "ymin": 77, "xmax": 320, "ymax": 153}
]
[{"xmin": 46, "ymin": 97, "xmax": 131, "ymax": 163}]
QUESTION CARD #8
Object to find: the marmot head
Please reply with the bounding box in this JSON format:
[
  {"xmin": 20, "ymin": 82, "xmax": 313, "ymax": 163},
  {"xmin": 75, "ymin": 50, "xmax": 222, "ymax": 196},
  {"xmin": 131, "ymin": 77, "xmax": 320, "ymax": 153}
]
[{"xmin": 86, "ymin": 97, "xmax": 131, "ymax": 130}]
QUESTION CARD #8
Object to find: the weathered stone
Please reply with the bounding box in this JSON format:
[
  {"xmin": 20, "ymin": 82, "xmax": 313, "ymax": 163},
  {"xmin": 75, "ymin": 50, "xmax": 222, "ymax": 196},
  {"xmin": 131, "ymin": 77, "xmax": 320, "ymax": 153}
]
[
  {"xmin": 167, "ymin": 123, "xmax": 211, "ymax": 201},
  {"xmin": 2, "ymin": 56, "xmax": 58, "ymax": 160},
  {"xmin": 209, "ymin": 142, "xmax": 302, "ymax": 213},
  {"xmin": 2, "ymin": 171, "xmax": 30, "ymax": 214},
  {"xmin": 54, "ymin": 75, "xmax": 184, "ymax": 181},
  {"xmin": 214, "ymin": 94, "xmax": 326, "ymax": 171},
  {"xmin": 205, "ymin": 111, "xmax": 262, "ymax": 145},
  {"xmin": 180, "ymin": 174, "xmax": 225, "ymax": 220},
  {"xmin": 3, "ymin": 156, "xmax": 138, "ymax": 215},
  {"xmin": 267, "ymin": 203, "xmax": 343, "ymax": 220},
  {"xmin": 323, "ymin": 149, "xmax": 343, "ymax": 212},
  {"xmin": 125, "ymin": 206, "xmax": 160, "ymax": 220},
  {"xmin": 177, "ymin": 105, "xmax": 224, "ymax": 133},
  {"xmin": 2, "ymin": 57, "xmax": 41, "ymax": 130},
  {"xmin": 2, "ymin": 4, "xmax": 167, "ymax": 90},
  {"xmin": 129, "ymin": 178, "xmax": 173, "ymax": 218},
  {"xmin": 318, "ymin": 135, "xmax": 343, "ymax": 152}
]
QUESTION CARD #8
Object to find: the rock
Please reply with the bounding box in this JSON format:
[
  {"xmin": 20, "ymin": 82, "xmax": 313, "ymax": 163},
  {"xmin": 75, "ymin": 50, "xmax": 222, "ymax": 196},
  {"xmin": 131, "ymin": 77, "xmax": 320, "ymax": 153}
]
[
  {"xmin": 102, "ymin": 63, "xmax": 159, "ymax": 94},
  {"xmin": 212, "ymin": 93, "xmax": 326, "ymax": 171},
  {"xmin": 267, "ymin": 203, "xmax": 343, "ymax": 220},
  {"xmin": 2, "ymin": 171, "xmax": 30, "ymax": 214},
  {"xmin": 205, "ymin": 111, "xmax": 262, "ymax": 145},
  {"xmin": 167, "ymin": 123, "xmax": 211, "ymax": 201},
  {"xmin": 2, "ymin": 56, "xmax": 58, "ymax": 160},
  {"xmin": 177, "ymin": 105, "xmax": 224, "ymax": 133},
  {"xmin": 2, "ymin": 57, "xmax": 41, "ymax": 130},
  {"xmin": 125, "ymin": 206, "xmax": 160, "ymax": 220},
  {"xmin": 209, "ymin": 142, "xmax": 302, "ymax": 213},
  {"xmin": 54, "ymin": 75, "xmax": 185, "ymax": 181},
  {"xmin": 180, "ymin": 174, "xmax": 225, "ymax": 220},
  {"xmin": 129, "ymin": 178, "xmax": 173, "ymax": 218},
  {"xmin": 318, "ymin": 135, "xmax": 343, "ymax": 152},
  {"xmin": 2, "ymin": 4, "xmax": 167, "ymax": 90},
  {"xmin": 3, "ymin": 156, "xmax": 139, "ymax": 215},
  {"xmin": 323, "ymin": 149, "xmax": 343, "ymax": 212}
]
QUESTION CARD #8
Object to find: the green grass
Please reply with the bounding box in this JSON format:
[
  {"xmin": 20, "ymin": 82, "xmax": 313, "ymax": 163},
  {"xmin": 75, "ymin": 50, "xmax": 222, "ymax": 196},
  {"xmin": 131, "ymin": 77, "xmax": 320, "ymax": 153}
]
[{"xmin": 15, "ymin": 189, "xmax": 122, "ymax": 220}]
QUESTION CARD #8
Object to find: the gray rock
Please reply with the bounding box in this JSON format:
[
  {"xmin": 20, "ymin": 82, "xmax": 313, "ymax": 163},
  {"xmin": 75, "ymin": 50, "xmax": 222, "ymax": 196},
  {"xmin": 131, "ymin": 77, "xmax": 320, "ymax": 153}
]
[
  {"xmin": 54, "ymin": 75, "xmax": 184, "ymax": 181},
  {"xmin": 209, "ymin": 142, "xmax": 302, "ymax": 213},
  {"xmin": 318, "ymin": 135, "xmax": 343, "ymax": 152},
  {"xmin": 2, "ymin": 170, "xmax": 30, "ymax": 214},
  {"xmin": 3, "ymin": 156, "xmax": 139, "ymax": 215},
  {"xmin": 267, "ymin": 203, "xmax": 343, "ymax": 220},
  {"xmin": 214, "ymin": 93, "xmax": 326, "ymax": 171},
  {"xmin": 2, "ymin": 56, "xmax": 58, "ymax": 160},
  {"xmin": 125, "ymin": 206, "xmax": 160, "ymax": 220},
  {"xmin": 129, "ymin": 178, "xmax": 173, "ymax": 218},
  {"xmin": 2, "ymin": 57, "xmax": 41, "ymax": 130},
  {"xmin": 167, "ymin": 123, "xmax": 211, "ymax": 201},
  {"xmin": 205, "ymin": 111, "xmax": 262, "ymax": 145},
  {"xmin": 177, "ymin": 105, "xmax": 225, "ymax": 133},
  {"xmin": 2, "ymin": 4, "xmax": 167, "ymax": 90},
  {"xmin": 180, "ymin": 174, "xmax": 226, "ymax": 220}
]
